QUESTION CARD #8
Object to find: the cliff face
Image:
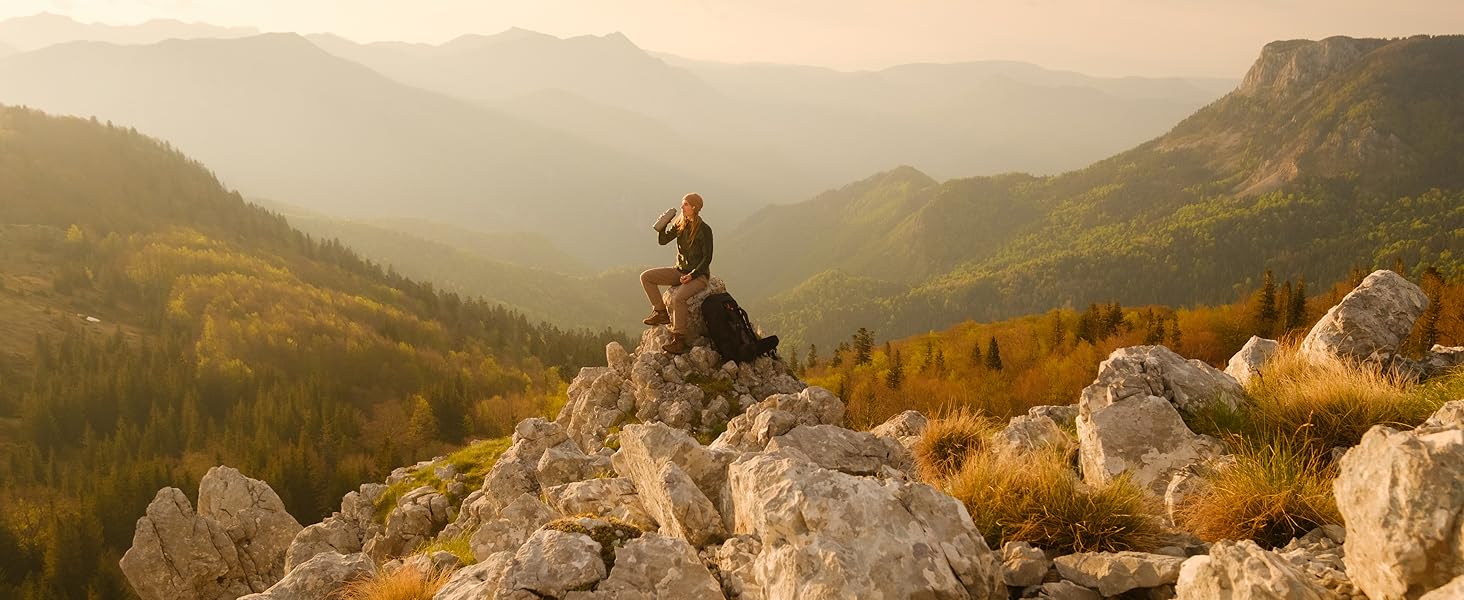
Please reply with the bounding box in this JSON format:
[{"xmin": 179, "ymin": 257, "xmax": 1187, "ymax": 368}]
[{"xmin": 1236, "ymin": 36, "xmax": 1389, "ymax": 99}]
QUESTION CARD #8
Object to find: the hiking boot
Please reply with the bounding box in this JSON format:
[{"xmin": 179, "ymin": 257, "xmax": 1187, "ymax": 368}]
[
  {"xmin": 663, "ymin": 334, "xmax": 689, "ymax": 355},
  {"xmin": 643, "ymin": 309, "xmax": 670, "ymax": 326}
]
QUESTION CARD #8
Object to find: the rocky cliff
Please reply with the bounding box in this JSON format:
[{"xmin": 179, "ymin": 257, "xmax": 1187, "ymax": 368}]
[{"xmin": 119, "ymin": 272, "xmax": 1464, "ymax": 599}]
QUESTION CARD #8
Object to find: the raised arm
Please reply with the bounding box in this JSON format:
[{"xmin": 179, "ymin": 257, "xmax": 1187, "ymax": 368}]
[{"xmin": 658, "ymin": 225, "xmax": 677, "ymax": 246}]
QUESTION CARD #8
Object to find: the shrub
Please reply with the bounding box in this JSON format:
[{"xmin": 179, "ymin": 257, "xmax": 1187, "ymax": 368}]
[
  {"xmin": 1176, "ymin": 441, "xmax": 1341, "ymax": 548},
  {"xmin": 340, "ymin": 564, "xmax": 451, "ymax": 600},
  {"xmin": 946, "ymin": 447, "xmax": 1164, "ymax": 554},
  {"xmin": 913, "ymin": 409, "xmax": 998, "ymax": 482}
]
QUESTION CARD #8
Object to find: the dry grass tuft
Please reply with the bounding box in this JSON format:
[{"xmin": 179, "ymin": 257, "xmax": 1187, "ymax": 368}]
[
  {"xmin": 339, "ymin": 564, "xmax": 451, "ymax": 600},
  {"xmin": 914, "ymin": 409, "xmax": 999, "ymax": 482},
  {"xmin": 1176, "ymin": 441, "xmax": 1341, "ymax": 548},
  {"xmin": 946, "ymin": 447, "xmax": 1165, "ymax": 555}
]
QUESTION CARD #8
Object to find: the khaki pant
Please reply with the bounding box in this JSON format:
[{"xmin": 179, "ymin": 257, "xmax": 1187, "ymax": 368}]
[{"xmin": 640, "ymin": 267, "xmax": 707, "ymax": 335}]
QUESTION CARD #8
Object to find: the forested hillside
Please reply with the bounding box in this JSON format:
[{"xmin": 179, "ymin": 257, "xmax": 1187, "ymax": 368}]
[
  {"xmin": 732, "ymin": 36, "xmax": 1464, "ymax": 349},
  {"xmin": 798, "ymin": 267, "xmax": 1462, "ymax": 431},
  {"xmin": 0, "ymin": 105, "xmax": 623, "ymax": 599}
]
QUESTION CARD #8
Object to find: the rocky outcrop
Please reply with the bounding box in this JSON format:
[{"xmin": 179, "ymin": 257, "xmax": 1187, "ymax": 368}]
[
  {"xmin": 583, "ymin": 533, "xmax": 723, "ymax": 599},
  {"xmin": 1078, "ymin": 394, "xmax": 1225, "ymax": 495},
  {"xmin": 1334, "ymin": 424, "xmax": 1464, "ymax": 599},
  {"xmin": 120, "ymin": 488, "xmax": 263, "ymax": 600},
  {"xmin": 543, "ymin": 478, "xmax": 657, "ymax": 531},
  {"xmin": 236, "ymin": 552, "xmax": 375, "ymax": 600},
  {"xmin": 120, "ymin": 468, "xmax": 303, "ymax": 600},
  {"xmin": 1224, "ymin": 336, "xmax": 1279, "ymax": 388},
  {"xmin": 434, "ymin": 552, "xmax": 515, "ymax": 600},
  {"xmin": 765, "ymin": 424, "xmax": 913, "ymax": 476},
  {"xmin": 703, "ymin": 535, "xmax": 763, "ymax": 599},
  {"xmin": 711, "ymin": 386, "xmax": 845, "ymax": 452},
  {"xmin": 498, "ymin": 529, "xmax": 608, "ymax": 598},
  {"xmin": 469, "ymin": 493, "xmax": 555, "ymax": 561},
  {"xmin": 1421, "ymin": 400, "xmax": 1464, "ymax": 431},
  {"xmin": 284, "ymin": 482, "xmax": 384, "ymax": 572},
  {"xmin": 1237, "ymin": 37, "xmax": 1388, "ymax": 99},
  {"xmin": 1081, "ymin": 345, "xmax": 1244, "ymax": 415},
  {"xmin": 196, "ymin": 466, "xmax": 304, "ymax": 584},
  {"xmin": 1053, "ymin": 551, "xmax": 1185, "ymax": 596},
  {"xmin": 726, "ymin": 450, "xmax": 1005, "ymax": 599},
  {"xmin": 1300, "ymin": 270, "xmax": 1428, "ymax": 364},
  {"xmin": 364, "ymin": 485, "xmax": 451, "ymax": 561},
  {"xmin": 1176, "ymin": 540, "xmax": 1333, "ymax": 600}
]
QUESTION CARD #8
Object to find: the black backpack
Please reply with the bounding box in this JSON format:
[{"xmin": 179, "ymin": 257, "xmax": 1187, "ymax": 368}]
[{"xmin": 700, "ymin": 292, "xmax": 779, "ymax": 363}]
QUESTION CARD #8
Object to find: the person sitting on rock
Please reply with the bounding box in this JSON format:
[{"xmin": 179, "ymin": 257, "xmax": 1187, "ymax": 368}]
[{"xmin": 640, "ymin": 193, "xmax": 713, "ymax": 355}]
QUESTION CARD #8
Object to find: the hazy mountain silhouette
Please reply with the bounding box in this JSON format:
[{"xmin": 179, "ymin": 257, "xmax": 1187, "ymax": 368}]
[
  {"xmin": 734, "ymin": 36, "xmax": 1464, "ymax": 348},
  {"xmin": 310, "ymin": 29, "xmax": 1232, "ymax": 195},
  {"xmin": 0, "ymin": 12, "xmax": 257, "ymax": 50},
  {"xmin": 0, "ymin": 33, "xmax": 759, "ymax": 268}
]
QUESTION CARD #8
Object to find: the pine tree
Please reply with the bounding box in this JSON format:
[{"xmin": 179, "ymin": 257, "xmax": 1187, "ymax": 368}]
[
  {"xmin": 1255, "ymin": 269, "xmax": 1278, "ymax": 337},
  {"xmin": 1049, "ymin": 311, "xmax": 1066, "ymax": 349},
  {"xmin": 1103, "ymin": 302, "xmax": 1125, "ymax": 337},
  {"xmin": 853, "ymin": 328, "xmax": 874, "ymax": 366},
  {"xmin": 1277, "ymin": 280, "xmax": 1294, "ymax": 331},
  {"xmin": 1417, "ymin": 267, "xmax": 1444, "ymax": 350},
  {"xmin": 886, "ymin": 349, "xmax": 904, "ymax": 390},
  {"xmin": 788, "ymin": 347, "xmax": 803, "ymax": 376},
  {"xmin": 807, "ymin": 344, "xmax": 818, "ymax": 370},
  {"xmin": 985, "ymin": 337, "xmax": 1003, "ymax": 371},
  {"xmin": 1169, "ymin": 319, "xmax": 1183, "ymax": 349},
  {"xmin": 920, "ymin": 339, "xmax": 935, "ymax": 371},
  {"xmin": 1288, "ymin": 277, "xmax": 1308, "ymax": 330},
  {"xmin": 934, "ymin": 347, "xmax": 946, "ymax": 373},
  {"xmin": 969, "ymin": 340, "xmax": 983, "ymax": 366},
  {"xmin": 406, "ymin": 394, "xmax": 439, "ymax": 448}
]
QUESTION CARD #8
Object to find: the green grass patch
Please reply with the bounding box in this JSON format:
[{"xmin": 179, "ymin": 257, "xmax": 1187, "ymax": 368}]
[
  {"xmin": 947, "ymin": 447, "xmax": 1165, "ymax": 554},
  {"xmin": 414, "ymin": 531, "xmax": 476, "ymax": 566},
  {"xmin": 373, "ymin": 437, "xmax": 512, "ymax": 523}
]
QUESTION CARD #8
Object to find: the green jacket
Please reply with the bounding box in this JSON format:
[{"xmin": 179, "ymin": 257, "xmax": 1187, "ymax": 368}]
[{"xmin": 659, "ymin": 219, "xmax": 713, "ymax": 278}]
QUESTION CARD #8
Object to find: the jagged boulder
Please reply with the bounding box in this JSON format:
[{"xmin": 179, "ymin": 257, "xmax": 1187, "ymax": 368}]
[
  {"xmin": 1029, "ymin": 580, "xmax": 1100, "ymax": 600},
  {"xmin": 237, "ymin": 552, "xmax": 375, "ymax": 600},
  {"xmin": 712, "ymin": 386, "xmax": 845, "ymax": 452},
  {"xmin": 196, "ymin": 466, "xmax": 303, "ymax": 584},
  {"xmin": 1176, "ymin": 540, "xmax": 1332, "ymax": 600},
  {"xmin": 435, "ymin": 551, "xmax": 516, "ymax": 600},
  {"xmin": 364, "ymin": 486, "xmax": 451, "ymax": 561},
  {"xmin": 1224, "ymin": 336, "xmax": 1280, "ymax": 388},
  {"xmin": 120, "ymin": 488, "xmax": 263, "ymax": 600},
  {"xmin": 537, "ymin": 442, "xmax": 611, "ymax": 488},
  {"xmin": 285, "ymin": 482, "xmax": 386, "ymax": 572},
  {"xmin": 870, "ymin": 409, "xmax": 928, "ymax": 454},
  {"xmin": 1078, "ymin": 394, "xmax": 1225, "ymax": 495},
  {"xmin": 1053, "ymin": 551, "xmax": 1185, "ymax": 596},
  {"xmin": 557, "ymin": 364, "xmax": 634, "ymax": 452},
  {"xmin": 765, "ymin": 424, "xmax": 913, "ymax": 476},
  {"xmin": 1002, "ymin": 541, "xmax": 1050, "ymax": 588},
  {"xmin": 470, "ymin": 492, "xmax": 556, "ymax": 561},
  {"xmin": 1029, "ymin": 405, "xmax": 1080, "ymax": 429},
  {"xmin": 543, "ymin": 477, "xmax": 657, "ymax": 531},
  {"xmin": 1164, "ymin": 455, "xmax": 1237, "ymax": 527},
  {"xmin": 1334, "ymin": 424, "xmax": 1464, "ymax": 599},
  {"xmin": 1082, "ymin": 346, "xmax": 1245, "ymax": 415},
  {"xmin": 993, "ymin": 414, "xmax": 1073, "ymax": 456},
  {"xmin": 726, "ymin": 450, "xmax": 1005, "ymax": 599},
  {"xmin": 659, "ymin": 276, "xmax": 728, "ymax": 341},
  {"xmin": 1300, "ymin": 270, "xmax": 1428, "ymax": 364},
  {"xmin": 575, "ymin": 533, "xmax": 724, "ymax": 599},
  {"xmin": 1421, "ymin": 575, "xmax": 1464, "ymax": 600},
  {"xmin": 498, "ymin": 529, "xmax": 609, "ymax": 598},
  {"xmin": 1421, "ymin": 400, "xmax": 1464, "ymax": 431},
  {"xmin": 703, "ymin": 535, "xmax": 763, "ymax": 599}
]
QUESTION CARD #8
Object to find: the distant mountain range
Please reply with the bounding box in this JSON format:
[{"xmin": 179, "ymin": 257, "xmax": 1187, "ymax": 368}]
[
  {"xmin": 0, "ymin": 13, "xmax": 1234, "ymax": 271},
  {"xmin": 0, "ymin": 12, "xmax": 257, "ymax": 50},
  {"xmin": 731, "ymin": 35, "xmax": 1464, "ymax": 348}
]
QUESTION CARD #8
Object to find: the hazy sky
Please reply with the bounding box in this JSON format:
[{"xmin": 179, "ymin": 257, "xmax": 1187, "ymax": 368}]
[{"xmin": 4, "ymin": 1, "xmax": 1463, "ymax": 77}]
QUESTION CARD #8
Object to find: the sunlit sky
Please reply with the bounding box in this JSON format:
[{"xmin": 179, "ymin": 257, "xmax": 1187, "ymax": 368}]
[{"xmin": 4, "ymin": 1, "xmax": 1463, "ymax": 77}]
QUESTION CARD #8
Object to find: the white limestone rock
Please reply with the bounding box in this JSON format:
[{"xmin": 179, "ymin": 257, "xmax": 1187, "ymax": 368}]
[
  {"xmin": 1420, "ymin": 399, "xmax": 1464, "ymax": 431},
  {"xmin": 1077, "ymin": 394, "xmax": 1225, "ymax": 495},
  {"xmin": 592, "ymin": 533, "xmax": 724, "ymax": 599},
  {"xmin": 703, "ymin": 535, "xmax": 763, "ymax": 599},
  {"xmin": 1420, "ymin": 574, "xmax": 1464, "ymax": 600},
  {"xmin": 196, "ymin": 466, "xmax": 304, "ymax": 586},
  {"xmin": 1081, "ymin": 346, "xmax": 1245, "ymax": 415},
  {"xmin": 498, "ymin": 529, "xmax": 608, "ymax": 598},
  {"xmin": 1175, "ymin": 540, "xmax": 1331, "ymax": 600},
  {"xmin": 284, "ymin": 516, "xmax": 359, "ymax": 573},
  {"xmin": 1300, "ymin": 270, "xmax": 1428, "ymax": 364},
  {"xmin": 236, "ymin": 552, "xmax": 375, "ymax": 600},
  {"xmin": 469, "ymin": 492, "xmax": 556, "ymax": 562},
  {"xmin": 120, "ymin": 488, "xmax": 261, "ymax": 600},
  {"xmin": 993, "ymin": 414, "xmax": 1073, "ymax": 456},
  {"xmin": 765, "ymin": 424, "xmax": 914, "ymax": 476},
  {"xmin": 711, "ymin": 386, "xmax": 845, "ymax": 452},
  {"xmin": 1002, "ymin": 541, "xmax": 1051, "ymax": 588},
  {"xmin": 433, "ymin": 551, "xmax": 515, "ymax": 600},
  {"xmin": 1224, "ymin": 336, "xmax": 1280, "ymax": 388},
  {"xmin": 1053, "ymin": 551, "xmax": 1185, "ymax": 596},
  {"xmin": 543, "ymin": 477, "xmax": 658, "ymax": 532},
  {"xmin": 365, "ymin": 486, "xmax": 451, "ymax": 561},
  {"xmin": 1334, "ymin": 425, "xmax": 1464, "ymax": 599}
]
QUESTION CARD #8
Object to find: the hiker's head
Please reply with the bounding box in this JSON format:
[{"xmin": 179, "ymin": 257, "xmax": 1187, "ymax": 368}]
[{"xmin": 680, "ymin": 193, "xmax": 703, "ymax": 221}]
